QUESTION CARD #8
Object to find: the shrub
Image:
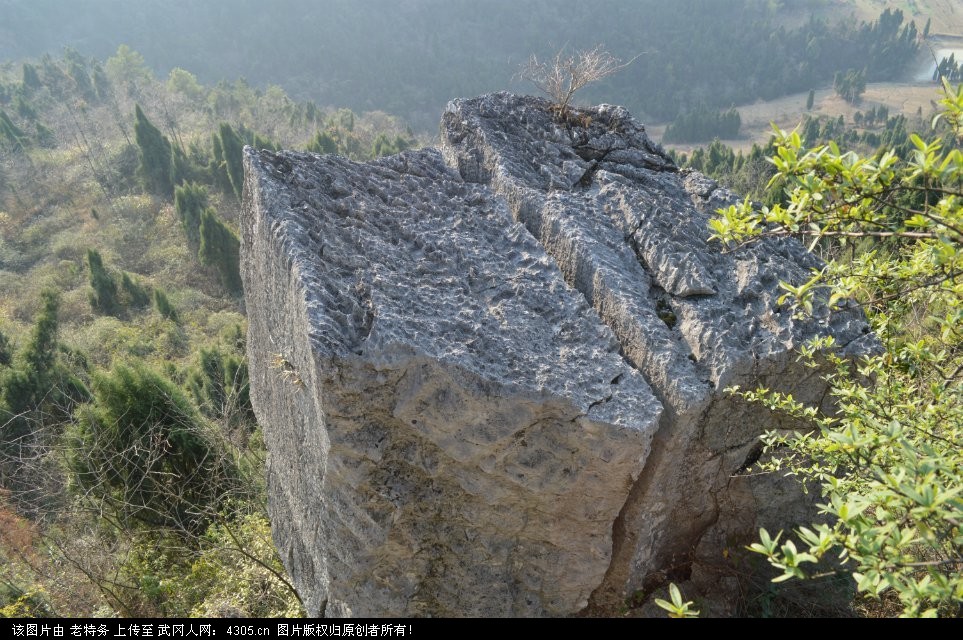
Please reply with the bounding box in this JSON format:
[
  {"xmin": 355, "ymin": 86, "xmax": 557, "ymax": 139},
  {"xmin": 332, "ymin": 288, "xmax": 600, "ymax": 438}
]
[
  {"xmin": 710, "ymin": 81, "xmax": 963, "ymax": 617},
  {"xmin": 66, "ymin": 362, "xmax": 240, "ymax": 533}
]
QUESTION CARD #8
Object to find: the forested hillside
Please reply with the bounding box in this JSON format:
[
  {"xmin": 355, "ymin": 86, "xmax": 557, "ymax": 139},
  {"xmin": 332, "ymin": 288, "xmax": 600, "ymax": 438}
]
[
  {"xmin": 0, "ymin": 1, "xmax": 922, "ymax": 129},
  {"xmin": 0, "ymin": 45, "xmax": 412, "ymax": 617},
  {"xmin": 0, "ymin": 0, "xmax": 958, "ymax": 620}
]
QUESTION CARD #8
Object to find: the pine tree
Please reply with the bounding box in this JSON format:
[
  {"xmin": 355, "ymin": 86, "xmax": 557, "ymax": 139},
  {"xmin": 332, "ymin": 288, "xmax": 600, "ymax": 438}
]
[
  {"xmin": 134, "ymin": 104, "xmax": 174, "ymax": 197},
  {"xmin": 199, "ymin": 208, "xmax": 243, "ymax": 294}
]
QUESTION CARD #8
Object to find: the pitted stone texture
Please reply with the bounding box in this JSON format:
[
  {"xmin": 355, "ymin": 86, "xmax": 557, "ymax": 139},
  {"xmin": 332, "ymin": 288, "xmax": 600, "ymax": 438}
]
[
  {"xmin": 241, "ymin": 147, "xmax": 661, "ymax": 617},
  {"xmin": 440, "ymin": 93, "xmax": 876, "ymax": 607},
  {"xmin": 244, "ymin": 92, "xmax": 876, "ymax": 617}
]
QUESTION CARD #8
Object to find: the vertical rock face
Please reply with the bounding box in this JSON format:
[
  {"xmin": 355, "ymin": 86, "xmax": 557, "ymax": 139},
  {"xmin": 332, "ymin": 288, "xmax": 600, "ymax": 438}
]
[{"xmin": 241, "ymin": 93, "xmax": 875, "ymax": 617}]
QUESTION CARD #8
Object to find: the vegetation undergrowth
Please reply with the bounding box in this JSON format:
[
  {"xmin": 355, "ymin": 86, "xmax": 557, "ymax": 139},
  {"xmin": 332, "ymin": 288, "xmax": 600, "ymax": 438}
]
[
  {"xmin": 0, "ymin": 44, "xmax": 417, "ymax": 617},
  {"xmin": 710, "ymin": 80, "xmax": 963, "ymax": 617}
]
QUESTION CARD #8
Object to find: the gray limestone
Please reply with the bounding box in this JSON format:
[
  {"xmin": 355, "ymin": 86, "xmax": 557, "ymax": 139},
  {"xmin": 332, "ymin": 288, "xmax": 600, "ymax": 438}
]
[{"xmin": 241, "ymin": 93, "xmax": 876, "ymax": 617}]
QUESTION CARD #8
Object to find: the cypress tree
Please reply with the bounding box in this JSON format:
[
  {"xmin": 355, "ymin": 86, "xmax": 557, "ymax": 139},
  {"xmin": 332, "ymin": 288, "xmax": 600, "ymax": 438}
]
[
  {"xmin": 67, "ymin": 60, "xmax": 96, "ymax": 102},
  {"xmin": 199, "ymin": 208, "xmax": 242, "ymax": 294},
  {"xmin": 87, "ymin": 248, "xmax": 119, "ymax": 314},
  {"xmin": 34, "ymin": 122, "xmax": 56, "ymax": 149},
  {"xmin": 306, "ymin": 130, "xmax": 338, "ymax": 155},
  {"xmin": 15, "ymin": 95, "xmax": 37, "ymax": 120},
  {"xmin": 134, "ymin": 104, "xmax": 174, "ymax": 197},
  {"xmin": 174, "ymin": 182, "xmax": 208, "ymax": 255},
  {"xmin": 21, "ymin": 63, "xmax": 40, "ymax": 90},
  {"xmin": 210, "ymin": 132, "xmax": 233, "ymax": 195},
  {"xmin": 0, "ymin": 329, "xmax": 11, "ymax": 367},
  {"xmin": 91, "ymin": 63, "xmax": 111, "ymax": 101},
  {"xmin": 153, "ymin": 288, "xmax": 177, "ymax": 322},
  {"xmin": 0, "ymin": 110, "xmax": 28, "ymax": 152},
  {"xmin": 217, "ymin": 123, "xmax": 245, "ymax": 200},
  {"xmin": 66, "ymin": 362, "xmax": 236, "ymax": 532},
  {"xmin": 22, "ymin": 290, "xmax": 59, "ymax": 376},
  {"xmin": 187, "ymin": 346, "xmax": 252, "ymax": 427},
  {"xmin": 120, "ymin": 272, "xmax": 151, "ymax": 308},
  {"xmin": 806, "ymin": 89, "xmax": 815, "ymax": 111},
  {"xmin": 0, "ymin": 290, "xmax": 88, "ymax": 460}
]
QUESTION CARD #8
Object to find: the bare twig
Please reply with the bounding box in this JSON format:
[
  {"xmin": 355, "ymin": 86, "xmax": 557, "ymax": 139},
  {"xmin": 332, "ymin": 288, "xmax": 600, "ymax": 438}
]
[{"xmin": 517, "ymin": 45, "xmax": 640, "ymax": 116}]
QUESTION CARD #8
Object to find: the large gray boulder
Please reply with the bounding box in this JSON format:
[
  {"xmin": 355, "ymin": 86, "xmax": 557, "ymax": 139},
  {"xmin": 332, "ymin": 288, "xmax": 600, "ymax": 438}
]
[{"xmin": 241, "ymin": 93, "xmax": 875, "ymax": 617}]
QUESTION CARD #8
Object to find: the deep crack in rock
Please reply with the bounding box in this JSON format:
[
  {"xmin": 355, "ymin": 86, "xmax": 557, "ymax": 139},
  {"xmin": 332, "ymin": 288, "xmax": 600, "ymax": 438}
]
[{"xmin": 241, "ymin": 92, "xmax": 878, "ymax": 617}]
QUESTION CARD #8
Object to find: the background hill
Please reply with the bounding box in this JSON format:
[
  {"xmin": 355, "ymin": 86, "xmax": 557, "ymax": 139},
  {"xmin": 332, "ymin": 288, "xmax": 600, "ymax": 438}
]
[{"xmin": 0, "ymin": 0, "xmax": 933, "ymax": 129}]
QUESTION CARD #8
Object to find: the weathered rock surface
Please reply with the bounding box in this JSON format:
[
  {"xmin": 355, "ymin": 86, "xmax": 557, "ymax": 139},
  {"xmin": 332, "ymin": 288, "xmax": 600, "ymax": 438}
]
[{"xmin": 241, "ymin": 93, "xmax": 876, "ymax": 617}]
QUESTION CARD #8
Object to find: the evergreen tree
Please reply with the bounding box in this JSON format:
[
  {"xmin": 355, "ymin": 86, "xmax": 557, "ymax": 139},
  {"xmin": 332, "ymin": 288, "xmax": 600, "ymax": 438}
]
[
  {"xmin": 120, "ymin": 272, "xmax": 151, "ymax": 308},
  {"xmin": 153, "ymin": 288, "xmax": 177, "ymax": 322},
  {"xmin": 306, "ymin": 130, "xmax": 338, "ymax": 155},
  {"xmin": 66, "ymin": 362, "xmax": 237, "ymax": 532},
  {"xmin": 86, "ymin": 248, "xmax": 119, "ymax": 315},
  {"xmin": 1, "ymin": 291, "xmax": 89, "ymax": 471},
  {"xmin": 174, "ymin": 182, "xmax": 208, "ymax": 255},
  {"xmin": 0, "ymin": 110, "xmax": 28, "ymax": 152},
  {"xmin": 210, "ymin": 132, "xmax": 234, "ymax": 195},
  {"xmin": 806, "ymin": 89, "xmax": 815, "ymax": 111},
  {"xmin": 21, "ymin": 290, "xmax": 59, "ymax": 377},
  {"xmin": 34, "ymin": 122, "xmax": 56, "ymax": 149},
  {"xmin": 833, "ymin": 68, "xmax": 866, "ymax": 104},
  {"xmin": 91, "ymin": 63, "xmax": 112, "ymax": 101},
  {"xmin": 199, "ymin": 208, "xmax": 242, "ymax": 294},
  {"xmin": 187, "ymin": 346, "xmax": 253, "ymax": 428},
  {"xmin": 0, "ymin": 329, "xmax": 11, "ymax": 367},
  {"xmin": 15, "ymin": 95, "xmax": 37, "ymax": 120},
  {"xmin": 21, "ymin": 63, "xmax": 40, "ymax": 90},
  {"xmin": 217, "ymin": 123, "xmax": 245, "ymax": 200},
  {"xmin": 134, "ymin": 104, "xmax": 174, "ymax": 197},
  {"xmin": 67, "ymin": 59, "xmax": 96, "ymax": 102}
]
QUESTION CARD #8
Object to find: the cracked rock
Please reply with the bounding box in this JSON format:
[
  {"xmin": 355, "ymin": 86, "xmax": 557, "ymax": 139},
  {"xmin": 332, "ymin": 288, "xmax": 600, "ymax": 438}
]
[{"xmin": 242, "ymin": 92, "xmax": 876, "ymax": 617}]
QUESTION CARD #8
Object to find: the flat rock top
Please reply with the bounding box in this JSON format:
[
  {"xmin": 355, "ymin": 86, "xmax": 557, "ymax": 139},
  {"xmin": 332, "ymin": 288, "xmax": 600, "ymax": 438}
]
[
  {"xmin": 442, "ymin": 93, "xmax": 875, "ymax": 398},
  {"xmin": 244, "ymin": 146, "xmax": 661, "ymax": 430}
]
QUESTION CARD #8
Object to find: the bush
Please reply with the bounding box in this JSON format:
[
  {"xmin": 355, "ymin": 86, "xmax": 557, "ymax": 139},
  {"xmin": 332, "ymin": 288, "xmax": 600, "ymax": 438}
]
[
  {"xmin": 66, "ymin": 362, "xmax": 240, "ymax": 533},
  {"xmin": 710, "ymin": 81, "xmax": 963, "ymax": 617}
]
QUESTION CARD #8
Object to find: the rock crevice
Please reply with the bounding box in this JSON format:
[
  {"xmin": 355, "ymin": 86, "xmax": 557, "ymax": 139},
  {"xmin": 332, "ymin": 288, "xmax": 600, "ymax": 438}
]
[{"xmin": 242, "ymin": 93, "xmax": 874, "ymax": 617}]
